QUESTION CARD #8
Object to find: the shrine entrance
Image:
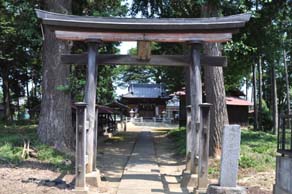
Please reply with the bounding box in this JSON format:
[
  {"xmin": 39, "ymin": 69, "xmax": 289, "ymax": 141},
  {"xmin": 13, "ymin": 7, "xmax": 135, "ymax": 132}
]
[{"xmin": 36, "ymin": 9, "xmax": 250, "ymax": 194}]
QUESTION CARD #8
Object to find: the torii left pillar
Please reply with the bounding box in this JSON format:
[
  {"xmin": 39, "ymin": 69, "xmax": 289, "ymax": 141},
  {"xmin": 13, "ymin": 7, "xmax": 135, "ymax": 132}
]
[
  {"xmin": 182, "ymin": 41, "xmax": 203, "ymax": 188},
  {"xmin": 84, "ymin": 39, "xmax": 101, "ymax": 189}
]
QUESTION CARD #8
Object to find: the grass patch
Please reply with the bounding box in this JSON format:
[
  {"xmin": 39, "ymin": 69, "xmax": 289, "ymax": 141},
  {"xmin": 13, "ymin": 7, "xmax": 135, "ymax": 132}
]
[
  {"xmin": 168, "ymin": 127, "xmax": 277, "ymax": 175},
  {"xmin": 0, "ymin": 122, "xmax": 72, "ymax": 171},
  {"xmin": 239, "ymin": 129, "xmax": 276, "ymax": 171},
  {"xmin": 168, "ymin": 127, "xmax": 186, "ymax": 155}
]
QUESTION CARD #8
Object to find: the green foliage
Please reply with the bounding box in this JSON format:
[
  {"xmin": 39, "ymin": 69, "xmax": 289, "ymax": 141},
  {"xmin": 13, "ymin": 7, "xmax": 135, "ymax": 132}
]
[
  {"xmin": 261, "ymin": 99, "xmax": 273, "ymax": 131},
  {"xmin": 0, "ymin": 0, "xmax": 42, "ymax": 120},
  {"xmin": 114, "ymin": 42, "xmax": 185, "ymax": 93},
  {"xmin": 72, "ymin": 0, "xmax": 127, "ymax": 17},
  {"xmin": 167, "ymin": 127, "xmax": 186, "ymax": 155},
  {"xmin": 0, "ymin": 122, "xmax": 72, "ymax": 171},
  {"xmin": 130, "ymin": 1, "xmax": 292, "ymax": 133},
  {"xmin": 69, "ymin": 1, "xmax": 127, "ymax": 104},
  {"xmin": 55, "ymin": 85, "xmax": 71, "ymax": 93}
]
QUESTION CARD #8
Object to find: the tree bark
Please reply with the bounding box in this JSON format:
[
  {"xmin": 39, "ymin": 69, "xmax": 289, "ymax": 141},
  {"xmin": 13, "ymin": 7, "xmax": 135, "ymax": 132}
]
[
  {"xmin": 253, "ymin": 63, "xmax": 258, "ymax": 130},
  {"xmin": 246, "ymin": 78, "xmax": 248, "ymax": 100},
  {"xmin": 1, "ymin": 63, "xmax": 12, "ymax": 121},
  {"xmin": 272, "ymin": 63, "xmax": 278, "ymax": 134},
  {"xmin": 201, "ymin": 3, "xmax": 229, "ymax": 158},
  {"xmin": 38, "ymin": 0, "xmax": 74, "ymax": 152},
  {"xmin": 258, "ymin": 56, "xmax": 263, "ymax": 130},
  {"xmin": 283, "ymin": 49, "xmax": 290, "ymax": 114},
  {"xmin": 203, "ymin": 43, "xmax": 229, "ymax": 157},
  {"xmin": 26, "ymin": 81, "xmax": 31, "ymax": 117}
]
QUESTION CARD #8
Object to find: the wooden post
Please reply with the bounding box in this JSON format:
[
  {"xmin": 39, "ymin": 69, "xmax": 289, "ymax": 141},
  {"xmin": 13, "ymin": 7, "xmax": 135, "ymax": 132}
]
[
  {"xmin": 74, "ymin": 102, "xmax": 87, "ymax": 191},
  {"xmin": 84, "ymin": 39, "xmax": 100, "ymax": 173},
  {"xmin": 137, "ymin": 41, "xmax": 151, "ymax": 60},
  {"xmin": 186, "ymin": 105, "xmax": 192, "ymax": 171},
  {"xmin": 92, "ymin": 107, "xmax": 98, "ymax": 171},
  {"xmin": 189, "ymin": 41, "xmax": 203, "ymax": 174},
  {"xmin": 123, "ymin": 114, "xmax": 127, "ymax": 131},
  {"xmin": 181, "ymin": 41, "xmax": 203, "ymax": 188},
  {"xmin": 197, "ymin": 103, "xmax": 212, "ymax": 190}
]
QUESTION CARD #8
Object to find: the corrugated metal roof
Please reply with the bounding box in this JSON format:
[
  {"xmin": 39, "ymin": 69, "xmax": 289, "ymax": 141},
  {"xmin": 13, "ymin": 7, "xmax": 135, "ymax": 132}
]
[
  {"xmin": 226, "ymin": 97, "xmax": 252, "ymax": 106},
  {"xmin": 97, "ymin": 105, "xmax": 115, "ymax": 114},
  {"xmin": 170, "ymin": 88, "xmax": 253, "ymax": 107},
  {"xmin": 122, "ymin": 84, "xmax": 169, "ymax": 99}
]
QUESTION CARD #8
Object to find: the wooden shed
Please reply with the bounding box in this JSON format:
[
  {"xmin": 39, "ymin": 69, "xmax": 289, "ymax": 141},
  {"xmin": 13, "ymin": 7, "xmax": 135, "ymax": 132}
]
[
  {"xmin": 226, "ymin": 97, "xmax": 252, "ymax": 126},
  {"xmin": 175, "ymin": 90, "xmax": 252, "ymax": 126}
]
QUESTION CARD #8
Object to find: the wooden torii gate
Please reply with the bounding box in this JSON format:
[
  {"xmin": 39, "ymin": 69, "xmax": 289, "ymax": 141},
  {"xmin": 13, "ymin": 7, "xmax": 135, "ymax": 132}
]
[{"xmin": 36, "ymin": 9, "xmax": 250, "ymax": 194}]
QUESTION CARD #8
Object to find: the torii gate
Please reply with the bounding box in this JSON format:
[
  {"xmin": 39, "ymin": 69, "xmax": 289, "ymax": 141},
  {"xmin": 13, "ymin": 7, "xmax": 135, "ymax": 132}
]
[{"xmin": 36, "ymin": 9, "xmax": 250, "ymax": 194}]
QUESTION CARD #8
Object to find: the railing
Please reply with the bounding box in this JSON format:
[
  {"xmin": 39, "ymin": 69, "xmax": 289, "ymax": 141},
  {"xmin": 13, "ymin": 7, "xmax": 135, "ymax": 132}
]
[{"xmin": 277, "ymin": 114, "xmax": 292, "ymax": 156}]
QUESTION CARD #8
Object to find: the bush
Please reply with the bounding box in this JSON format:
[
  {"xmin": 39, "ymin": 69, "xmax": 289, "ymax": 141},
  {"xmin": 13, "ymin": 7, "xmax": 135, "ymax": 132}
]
[
  {"xmin": 261, "ymin": 99, "xmax": 273, "ymax": 131},
  {"xmin": 168, "ymin": 127, "xmax": 186, "ymax": 155}
]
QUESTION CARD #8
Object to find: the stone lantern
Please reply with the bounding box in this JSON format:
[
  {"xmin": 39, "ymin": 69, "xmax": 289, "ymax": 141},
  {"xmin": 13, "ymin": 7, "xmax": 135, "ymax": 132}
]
[
  {"xmin": 162, "ymin": 110, "xmax": 166, "ymax": 122},
  {"xmin": 129, "ymin": 109, "xmax": 135, "ymax": 122}
]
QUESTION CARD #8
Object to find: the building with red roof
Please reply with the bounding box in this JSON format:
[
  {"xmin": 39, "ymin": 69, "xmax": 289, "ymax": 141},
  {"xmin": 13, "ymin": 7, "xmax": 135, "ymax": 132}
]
[
  {"xmin": 225, "ymin": 97, "xmax": 252, "ymax": 126},
  {"xmin": 171, "ymin": 89, "xmax": 253, "ymax": 126}
]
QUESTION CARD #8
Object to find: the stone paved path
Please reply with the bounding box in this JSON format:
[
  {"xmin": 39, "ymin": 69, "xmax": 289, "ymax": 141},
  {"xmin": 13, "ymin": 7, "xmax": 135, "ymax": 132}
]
[{"xmin": 117, "ymin": 129, "xmax": 164, "ymax": 194}]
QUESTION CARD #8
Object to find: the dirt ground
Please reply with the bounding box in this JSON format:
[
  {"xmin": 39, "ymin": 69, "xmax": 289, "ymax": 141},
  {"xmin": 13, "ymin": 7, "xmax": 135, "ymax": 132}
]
[
  {"xmin": 0, "ymin": 125, "xmax": 274, "ymax": 194},
  {"xmin": 152, "ymin": 128, "xmax": 274, "ymax": 194}
]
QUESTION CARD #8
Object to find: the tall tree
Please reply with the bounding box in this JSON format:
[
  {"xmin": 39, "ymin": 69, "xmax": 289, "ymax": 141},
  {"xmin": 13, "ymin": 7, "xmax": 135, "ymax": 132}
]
[
  {"xmin": 201, "ymin": 1, "xmax": 229, "ymax": 157},
  {"xmin": 1, "ymin": 63, "xmax": 11, "ymax": 121},
  {"xmin": 253, "ymin": 63, "xmax": 258, "ymax": 130},
  {"xmin": 38, "ymin": 0, "xmax": 74, "ymax": 151},
  {"xmin": 283, "ymin": 49, "xmax": 290, "ymax": 114},
  {"xmin": 272, "ymin": 62, "xmax": 278, "ymax": 134},
  {"xmin": 258, "ymin": 56, "xmax": 263, "ymax": 130},
  {"xmin": 0, "ymin": 0, "xmax": 42, "ymax": 121}
]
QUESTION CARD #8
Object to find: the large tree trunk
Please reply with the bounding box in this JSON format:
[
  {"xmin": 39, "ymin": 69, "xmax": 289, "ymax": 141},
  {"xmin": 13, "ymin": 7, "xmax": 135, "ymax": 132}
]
[
  {"xmin": 203, "ymin": 43, "xmax": 229, "ymax": 157},
  {"xmin": 201, "ymin": 3, "xmax": 229, "ymax": 158},
  {"xmin": 38, "ymin": 0, "xmax": 74, "ymax": 152},
  {"xmin": 1, "ymin": 63, "xmax": 12, "ymax": 121}
]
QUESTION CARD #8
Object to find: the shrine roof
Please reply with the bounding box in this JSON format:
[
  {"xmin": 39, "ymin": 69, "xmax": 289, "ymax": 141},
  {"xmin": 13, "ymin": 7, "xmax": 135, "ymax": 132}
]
[{"xmin": 121, "ymin": 84, "xmax": 170, "ymax": 99}]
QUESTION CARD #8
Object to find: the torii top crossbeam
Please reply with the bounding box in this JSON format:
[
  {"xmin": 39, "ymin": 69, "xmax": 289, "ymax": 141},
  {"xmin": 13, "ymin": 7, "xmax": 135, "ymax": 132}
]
[{"xmin": 36, "ymin": 9, "xmax": 250, "ymax": 43}]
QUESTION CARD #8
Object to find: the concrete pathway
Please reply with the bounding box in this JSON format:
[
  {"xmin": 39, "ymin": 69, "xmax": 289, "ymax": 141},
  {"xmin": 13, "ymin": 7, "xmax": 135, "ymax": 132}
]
[{"xmin": 117, "ymin": 129, "xmax": 164, "ymax": 194}]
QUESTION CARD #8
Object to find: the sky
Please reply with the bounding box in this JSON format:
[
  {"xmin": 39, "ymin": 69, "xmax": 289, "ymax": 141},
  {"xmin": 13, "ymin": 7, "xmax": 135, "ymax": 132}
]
[{"xmin": 118, "ymin": 41, "xmax": 137, "ymax": 55}]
